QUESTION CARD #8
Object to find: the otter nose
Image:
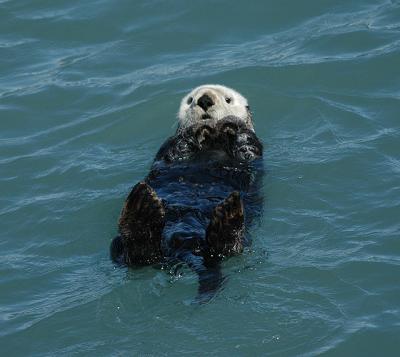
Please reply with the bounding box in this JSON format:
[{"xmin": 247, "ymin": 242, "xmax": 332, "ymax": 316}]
[{"xmin": 197, "ymin": 94, "xmax": 214, "ymax": 112}]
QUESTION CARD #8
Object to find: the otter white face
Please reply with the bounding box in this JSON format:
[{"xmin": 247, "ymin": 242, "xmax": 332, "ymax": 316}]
[{"xmin": 178, "ymin": 84, "xmax": 254, "ymax": 132}]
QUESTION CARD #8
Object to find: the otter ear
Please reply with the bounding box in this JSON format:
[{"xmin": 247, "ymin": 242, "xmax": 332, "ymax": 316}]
[
  {"xmin": 246, "ymin": 105, "xmax": 252, "ymax": 119},
  {"xmin": 245, "ymin": 105, "xmax": 255, "ymax": 130}
]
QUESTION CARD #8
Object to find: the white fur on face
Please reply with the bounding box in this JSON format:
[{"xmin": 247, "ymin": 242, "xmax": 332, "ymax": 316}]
[{"xmin": 178, "ymin": 84, "xmax": 253, "ymax": 131}]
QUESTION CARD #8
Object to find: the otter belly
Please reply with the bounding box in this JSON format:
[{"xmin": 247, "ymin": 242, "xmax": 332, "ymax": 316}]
[{"xmin": 145, "ymin": 157, "xmax": 263, "ymax": 259}]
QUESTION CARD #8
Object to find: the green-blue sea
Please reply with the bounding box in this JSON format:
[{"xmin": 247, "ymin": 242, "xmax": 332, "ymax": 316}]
[{"xmin": 1, "ymin": 0, "xmax": 399, "ymax": 355}]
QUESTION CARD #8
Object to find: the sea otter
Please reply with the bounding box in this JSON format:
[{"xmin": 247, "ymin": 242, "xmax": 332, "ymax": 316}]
[{"xmin": 110, "ymin": 85, "xmax": 263, "ymax": 301}]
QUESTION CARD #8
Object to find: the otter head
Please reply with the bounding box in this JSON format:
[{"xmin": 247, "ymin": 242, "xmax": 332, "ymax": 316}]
[{"xmin": 177, "ymin": 84, "xmax": 254, "ymax": 132}]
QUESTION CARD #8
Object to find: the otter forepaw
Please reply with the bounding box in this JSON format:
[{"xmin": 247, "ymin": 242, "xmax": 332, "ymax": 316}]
[
  {"xmin": 232, "ymin": 132, "xmax": 263, "ymax": 162},
  {"xmin": 217, "ymin": 117, "xmax": 246, "ymax": 137},
  {"xmin": 194, "ymin": 124, "xmax": 216, "ymax": 148},
  {"xmin": 118, "ymin": 182, "xmax": 165, "ymax": 266},
  {"xmin": 205, "ymin": 191, "xmax": 244, "ymax": 259},
  {"xmin": 234, "ymin": 144, "xmax": 258, "ymax": 161}
]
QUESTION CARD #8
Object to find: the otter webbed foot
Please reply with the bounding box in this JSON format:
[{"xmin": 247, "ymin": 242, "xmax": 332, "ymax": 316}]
[
  {"xmin": 205, "ymin": 191, "xmax": 244, "ymax": 260},
  {"xmin": 116, "ymin": 181, "xmax": 165, "ymax": 266}
]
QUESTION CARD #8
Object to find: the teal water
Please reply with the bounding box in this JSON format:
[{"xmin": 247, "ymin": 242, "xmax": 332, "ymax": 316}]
[{"xmin": 1, "ymin": 0, "xmax": 400, "ymax": 355}]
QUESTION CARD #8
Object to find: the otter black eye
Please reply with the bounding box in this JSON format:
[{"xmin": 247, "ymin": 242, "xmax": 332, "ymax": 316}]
[
  {"xmin": 187, "ymin": 97, "xmax": 193, "ymax": 105},
  {"xmin": 225, "ymin": 97, "xmax": 232, "ymax": 104}
]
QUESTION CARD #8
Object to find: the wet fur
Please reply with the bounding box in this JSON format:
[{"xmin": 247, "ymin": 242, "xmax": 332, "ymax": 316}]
[{"xmin": 111, "ymin": 116, "xmax": 263, "ymax": 301}]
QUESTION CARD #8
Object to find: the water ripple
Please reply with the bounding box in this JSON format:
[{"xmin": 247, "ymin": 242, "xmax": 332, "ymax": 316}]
[{"xmin": 1, "ymin": 0, "xmax": 400, "ymax": 355}]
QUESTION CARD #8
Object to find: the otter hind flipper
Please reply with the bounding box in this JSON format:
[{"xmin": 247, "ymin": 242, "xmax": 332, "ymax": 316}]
[
  {"xmin": 205, "ymin": 191, "xmax": 245, "ymax": 259},
  {"xmin": 116, "ymin": 181, "xmax": 165, "ymax": 266}
]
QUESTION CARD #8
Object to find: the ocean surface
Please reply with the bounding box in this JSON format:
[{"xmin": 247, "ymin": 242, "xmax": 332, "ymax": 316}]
[{"xmin": 1, "ymin": 0, "xmax": 399, "ymax": 355}]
